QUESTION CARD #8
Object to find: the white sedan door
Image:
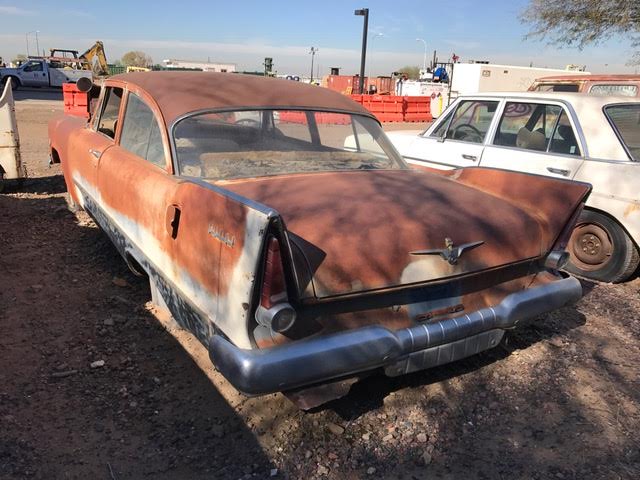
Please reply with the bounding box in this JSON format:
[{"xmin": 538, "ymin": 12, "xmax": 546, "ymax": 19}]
[
  {"xmin": 480, "ymin": 99, "xmax": 585, "ymax": 180},
  {"xmin": 399, "ymin": 98, "xmax": 501, "ymax": 170}
]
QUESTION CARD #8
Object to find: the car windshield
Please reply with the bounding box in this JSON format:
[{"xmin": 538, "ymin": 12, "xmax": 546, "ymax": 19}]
[
  {"xmin": 173, "ymin": 109, "xmax": 405, "ymax": 180},
  {"xmin": 604, "ymin": 104, "xmax": 640, "ymax": 160}
]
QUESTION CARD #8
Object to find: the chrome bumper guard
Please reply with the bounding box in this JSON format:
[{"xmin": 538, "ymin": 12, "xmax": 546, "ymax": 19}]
[{"xmin": 208, "ymin": 275, "xmax": 581, "ymax": 395}]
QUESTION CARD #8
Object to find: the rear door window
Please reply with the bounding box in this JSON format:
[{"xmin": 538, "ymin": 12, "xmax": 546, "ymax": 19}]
[
  {"xmin": 494, "ymin": 102, "xmax": 562, "ymax": 152},
  {"xmin": 119, "ymin": 93, "xmax": 166, "ymax": 168},
  {"xmin": 432, "ymin": 100, "xmax": 498, "ymax": 144},
  {"xmin": 605, "ymin": 104, "xmax": 640, "ymax": 160}
]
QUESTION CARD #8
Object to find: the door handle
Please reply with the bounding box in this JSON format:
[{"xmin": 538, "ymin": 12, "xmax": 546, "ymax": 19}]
[
  {"xmin": 89, "ymin": 148, "xmax": 102, "ymax": 159},
  {"xmin": 165, "ymin": 205, "xmax": 182, "ymax": 239},
  {"xmin": 461, "ymin": 154, "xmax": 478, "ymax": 161},
  {"xmin": 546, "ymin": 167, "xmax": 571, "ymax": 177}
]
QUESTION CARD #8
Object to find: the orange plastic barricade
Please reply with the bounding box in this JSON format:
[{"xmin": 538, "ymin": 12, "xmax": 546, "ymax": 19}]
[
  {"xmin": 62, "ymin": 83, "xmax": 89, "ymax": 118},
  {"xmin": 403, "ymin": 96, "xmax": 432, "ymax": 122}
]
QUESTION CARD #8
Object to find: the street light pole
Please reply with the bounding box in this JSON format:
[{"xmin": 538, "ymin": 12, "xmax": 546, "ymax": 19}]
[
  {"xmin": 366, "ymin": 33, "xmax": 383, "ymax": 89},
  {"xmin": 25, "ymin": 32, "xmax": 30, "ymax": 56},
  {"xmin": 35, "ymin": 31, "xmax": 40, "ymax": 57},
  {"xmin": 354, "ymin": 8, "xmax": 369, "ymax": 94},
  {"xmin": 309, "ymin": 47, "xmax": 318, "ymax": 83},
  {"xmin": 416, "ymin": 38, "xmax": 427, "ymax": 73}
]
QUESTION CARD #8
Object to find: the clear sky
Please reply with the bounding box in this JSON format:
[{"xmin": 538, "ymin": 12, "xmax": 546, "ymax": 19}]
[{"xmin": 0, "ymin": 0, "xmax": 636, "ymax": 75}]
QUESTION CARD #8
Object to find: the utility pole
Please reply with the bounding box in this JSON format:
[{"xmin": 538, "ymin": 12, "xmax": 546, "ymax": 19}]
[
  {"xmin": 416, "ymin": 38, "xmax": 427, "ymax": 73},
  {"xmin": 309, "ymin": 47, "xmax": 318, "ymax": 83},
  {"xmin": 354, "ymin": 8, "xmax": 369, "ymax": 94}
]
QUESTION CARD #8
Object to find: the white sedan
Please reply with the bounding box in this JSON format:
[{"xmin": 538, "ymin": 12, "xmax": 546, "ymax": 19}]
[{"xmin": 387, "ymin": 92, "xmax": 640, "ymax": 283}]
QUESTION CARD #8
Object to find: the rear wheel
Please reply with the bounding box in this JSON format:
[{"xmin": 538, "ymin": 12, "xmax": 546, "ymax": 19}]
[{"xmin": 566, "ymin": 209, "xmax": 639, "ymax": 283}]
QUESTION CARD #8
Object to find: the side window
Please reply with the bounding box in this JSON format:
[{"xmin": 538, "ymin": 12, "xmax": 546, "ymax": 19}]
[
  {"xmin": 494, "ymin": 102, "xmax": 561, "ymax": 152},
  {"xmin": 120, "ymin": 93, "xmax": 166, "ymax": 168},
  {"xmin": 604, "ymin": 104, "xmax": 640, "ymax": 160},
  {"xmin": 96, "ymin": 87, "xmax": 124, "ymax": 139},
  {"xmin": 549, "ymin": 111, "xmax": 581, "ymax": 156},
  {"xmin": 428, "ymin": 109, "xmax": 454, "ymax": 138},
  {"xmin": 22, "ymin": 61, "xmax": 43, "ymax": 72},
  {"xmin": 438, "ymin": 100, "xmax": 498, "ymax": 144}
]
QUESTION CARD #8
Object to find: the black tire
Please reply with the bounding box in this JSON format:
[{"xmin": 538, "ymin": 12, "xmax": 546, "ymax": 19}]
[
  {"xmin": 1, "ymin": 76, "xmax": 19, "ymax": 90},
  {"xmin": 565, "ymin": 209, "xmax": 639, "ymax": 283}
]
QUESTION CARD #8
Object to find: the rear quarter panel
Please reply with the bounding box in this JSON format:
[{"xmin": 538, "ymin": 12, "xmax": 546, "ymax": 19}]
[{"xmin": 573, "ymin": 159, "xmax": 640, "ymax": 243}]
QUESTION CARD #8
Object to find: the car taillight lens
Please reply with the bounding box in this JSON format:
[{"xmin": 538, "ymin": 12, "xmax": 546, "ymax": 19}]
[
  {"xmin": 260, "ymin": 237, "xmax": 287, "ymax": 309},
  {"xmin": 256, "ymin": 236, "xmax": 296, "ymax": 333}
]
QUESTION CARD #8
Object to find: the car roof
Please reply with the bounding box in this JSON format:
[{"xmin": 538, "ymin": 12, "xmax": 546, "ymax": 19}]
[
  {"xmin": 459, "ymin": 91, "xmax": 640, "ymax": 106},
  {"xmin": 108, "ymin": 71, "xmax": 372, "ymax": 127},
  {"xmin": 535, "ymin": 74, "xmax": 640, "ymax": 82}
]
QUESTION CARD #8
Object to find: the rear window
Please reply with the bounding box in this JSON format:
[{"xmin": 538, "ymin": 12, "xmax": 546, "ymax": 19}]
[
  {"xmin": 605, "ymin": 104, "xmax": 640, "ymax": 160},
  {"xmin": 173, "ymin": 109, "xmax": 405, "ymax": 180},
  {"xmin": 590, "ymin": 84, "xmax": 638, "ymax": 97},
  {"xmin": 533, "ymin": 83, "xmax": 580, "ymax": 92}
]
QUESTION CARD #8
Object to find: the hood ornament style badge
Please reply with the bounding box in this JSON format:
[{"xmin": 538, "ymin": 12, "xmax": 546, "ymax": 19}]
[{"xmin": 410, "ymin": 238, "xmax": 484, "ymax": 265}]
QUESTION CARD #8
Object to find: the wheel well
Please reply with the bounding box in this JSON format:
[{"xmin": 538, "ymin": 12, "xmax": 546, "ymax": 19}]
[
  {"xmin": 50, "ymin": 148, "xmax": 61, "ymax": 164},
  {"xmin": 6, "ymin": 75, "xmax": 21, "ymax": 86},
  {"xmin": 124, "ymin": 251, "xmax": 147, "ymax": 277},
  {"xmin": 582, "ymin": 206, "xmax": 639, "ymax": 250}
]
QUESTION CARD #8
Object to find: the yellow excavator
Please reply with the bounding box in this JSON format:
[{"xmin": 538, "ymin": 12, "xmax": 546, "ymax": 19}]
[{"xmin": 79, "ymin": 41, "xmax": 109, "ymax": 77}]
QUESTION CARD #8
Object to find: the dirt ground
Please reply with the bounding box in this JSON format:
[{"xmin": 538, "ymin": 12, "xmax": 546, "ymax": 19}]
[{"xmin": 1, "ymin": 97, "xmax": 639, "ymax": 480}]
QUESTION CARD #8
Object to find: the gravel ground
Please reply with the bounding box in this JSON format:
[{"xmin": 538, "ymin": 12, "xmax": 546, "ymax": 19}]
[{"xmin": 1, "ymin": 99, "xmax": 639, "ymax": 479}]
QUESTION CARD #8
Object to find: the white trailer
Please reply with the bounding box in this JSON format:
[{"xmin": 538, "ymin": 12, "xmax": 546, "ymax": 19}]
[
  {"xmin": 0, "ymin": 58, "xmax": 90, "ymax": 90},
  {"xmin": 450, "ymin": 64, "xmax": 590, "ymax": 96}
]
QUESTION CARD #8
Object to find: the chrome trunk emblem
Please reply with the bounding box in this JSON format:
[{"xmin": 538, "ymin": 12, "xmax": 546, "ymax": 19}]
[{"xmin": 410, "ymin": 237, "xmax": 484, "ymax": 265}]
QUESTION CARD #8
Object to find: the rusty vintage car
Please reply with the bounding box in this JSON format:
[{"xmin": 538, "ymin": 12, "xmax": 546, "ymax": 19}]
[{"xmin": 49, "ymin": 72, "xmax": 590, "ymax": 406}]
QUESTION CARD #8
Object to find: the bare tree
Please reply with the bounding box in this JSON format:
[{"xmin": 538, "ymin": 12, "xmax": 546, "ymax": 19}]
[
  {"xmin": 121, "ymin": 51, "xmax": 153, "ymax": 68},
  {"xmin": 521, "ymin": 0, "xmax": 640, "ymax": 62}
]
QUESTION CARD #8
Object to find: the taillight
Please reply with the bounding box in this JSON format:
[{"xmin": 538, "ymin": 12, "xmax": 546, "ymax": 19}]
[
  {"xmin": 256, "ymin": 236, "xmax": 297, "ymax": 333},
  {"xmin": 260, "ymin": 237, "xmax": 287, "ymax": 309}
]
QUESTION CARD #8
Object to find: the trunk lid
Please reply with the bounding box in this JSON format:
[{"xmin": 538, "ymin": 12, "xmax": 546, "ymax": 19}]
[{"xmin": 221, "ymin": 169, "xmax": 589, "ymax": 299}]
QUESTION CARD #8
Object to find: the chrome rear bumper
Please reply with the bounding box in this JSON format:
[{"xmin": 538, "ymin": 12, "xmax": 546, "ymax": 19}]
[{"xmin": 208, "ymin": 275, "xmax": 581, "ymax": 395}]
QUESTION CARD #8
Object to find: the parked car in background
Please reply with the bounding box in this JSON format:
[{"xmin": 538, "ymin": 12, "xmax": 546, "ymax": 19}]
[
  {"xmin": 49, "ymin": 73, "xmax": 589, "ymax": 407},
  {"xmin": 529, "ymin": 74, "xmax": 640, "ymax": 97},
  {"xmin": 388, "ymin": 92, "xmax": 640, "ymax": 283},
  {"xmin": 0, "ymin": 57, "xmax": 90, "ymax": 90}
]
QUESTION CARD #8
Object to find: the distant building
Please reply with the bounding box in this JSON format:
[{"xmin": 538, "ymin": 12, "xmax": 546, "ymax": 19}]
[{"xmin": 162, "ymin": 59, "xmax": 237, "ymax": 73}]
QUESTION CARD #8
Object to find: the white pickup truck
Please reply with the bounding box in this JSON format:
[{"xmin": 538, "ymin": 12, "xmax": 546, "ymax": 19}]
[{"xmin": 0, "ymin": 58, "xmax": 90, "ymax": 90}]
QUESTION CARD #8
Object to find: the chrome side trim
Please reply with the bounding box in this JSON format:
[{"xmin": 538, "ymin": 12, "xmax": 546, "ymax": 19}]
[{"xmin": 209, "ymin": 275, "xmax": 582, "ymax": 395}]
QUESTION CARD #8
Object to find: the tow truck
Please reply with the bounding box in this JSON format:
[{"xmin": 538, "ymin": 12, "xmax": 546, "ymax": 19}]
[{"xmin": 0, "ymin": 41, "xmax": 108, "ymax": 90}]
